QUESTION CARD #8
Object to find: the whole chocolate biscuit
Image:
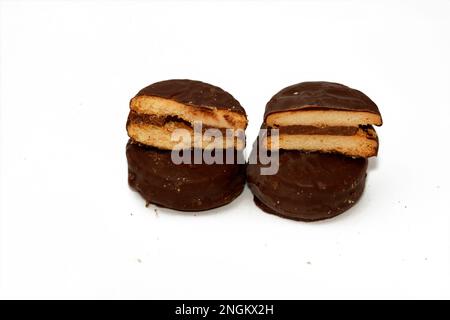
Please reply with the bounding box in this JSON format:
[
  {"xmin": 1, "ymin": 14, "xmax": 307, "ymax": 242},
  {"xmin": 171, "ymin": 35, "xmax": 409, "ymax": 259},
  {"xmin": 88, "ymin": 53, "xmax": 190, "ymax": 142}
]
[
  {"xmin": 126, "ymin": 140, "xmax": 246, "ymax": 211},
  {"xmin": 247, "ymin": 147, "xmax": 368, "ymax": 221}
]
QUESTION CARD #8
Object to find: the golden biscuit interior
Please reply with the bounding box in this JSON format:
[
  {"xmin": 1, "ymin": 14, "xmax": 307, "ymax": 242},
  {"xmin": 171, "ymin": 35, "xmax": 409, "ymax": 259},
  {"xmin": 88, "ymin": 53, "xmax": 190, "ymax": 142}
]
[
  {"xmin": 127, "ymin": 95, "xmax": 247, "ymax": 150},
  {"xmin": 266, "ymin": 109, "xmax": 382, "ymax": 127},
  {"xmin": 264, "ymin": 126, "xmax": 378, "ymax": 158}
]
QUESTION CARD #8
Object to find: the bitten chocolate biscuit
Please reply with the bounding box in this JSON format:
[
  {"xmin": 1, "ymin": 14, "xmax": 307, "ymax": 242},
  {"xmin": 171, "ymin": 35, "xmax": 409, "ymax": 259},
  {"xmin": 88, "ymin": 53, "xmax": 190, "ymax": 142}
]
[
  {"xmin": 126, "ymin": 80, "xmax": 248, "ymax": 212},
  {"xmin": 247, "ymin": 148, "xmax": 368, "ymax": 221},
  {"xmin": 263, "ymin": 82, "xmax": 382, "ymax": 157},
  {"xmin": 127, "ymin": 79, "xmax": 248, "ymax": 150},
  {"xmin": 127, "ymin": 140, "xmax": 246, "ymax": 211}
]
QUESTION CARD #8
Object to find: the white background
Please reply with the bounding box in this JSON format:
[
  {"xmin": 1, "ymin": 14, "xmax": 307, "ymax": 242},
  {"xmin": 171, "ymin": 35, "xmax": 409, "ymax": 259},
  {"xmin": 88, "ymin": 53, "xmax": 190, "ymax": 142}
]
[{"xmin": 1, "ymin": 0, "xmax": 449, "ymax": 299}]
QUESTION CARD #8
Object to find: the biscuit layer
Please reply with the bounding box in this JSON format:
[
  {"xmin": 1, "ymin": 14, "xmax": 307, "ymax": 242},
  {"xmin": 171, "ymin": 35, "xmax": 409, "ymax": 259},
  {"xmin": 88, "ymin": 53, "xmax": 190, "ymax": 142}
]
[
  {"xmin": 130, "ymin": 95, "xmax": 247, "ymax": 129},
  {"xmin": 264, "ymin": 126, "xmax": 378, "ymax": 157},
  {"xmin": 128, "ymin": 79, "xmax": 248, "ymax": 149},
  {"xmin": 127, "ymin": 112, "xmax": 245, "ymax": 150},
  {"xmin": 266, "ymin": 109, "xmax": 382, "ymax": 127}
]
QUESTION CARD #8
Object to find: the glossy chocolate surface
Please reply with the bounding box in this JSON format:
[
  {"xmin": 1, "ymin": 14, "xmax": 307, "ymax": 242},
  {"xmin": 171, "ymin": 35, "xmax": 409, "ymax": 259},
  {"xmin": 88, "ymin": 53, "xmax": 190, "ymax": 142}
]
[
  {"xmin": 126, "ymin": 140, "xmax": 246, "ymax": 211},
  {"xmin": 264, "ymin": 81, "xmax": 381, "ymax": 121},
  {"xmin": 278, "ymin": 125, "xmax": 359, "ymax": 136},
  {"xmin": 127, "ymin": 110, "xmax": 234, "ymax": 134},
  {"xmin": 247, "ymin": 147, "xmax": 368, "ymax": 221}
]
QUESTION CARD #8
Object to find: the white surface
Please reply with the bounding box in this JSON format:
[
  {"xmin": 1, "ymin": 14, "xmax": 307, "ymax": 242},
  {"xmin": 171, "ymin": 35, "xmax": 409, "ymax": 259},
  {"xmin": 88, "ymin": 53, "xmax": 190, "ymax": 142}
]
[{"xmin": 1, "ymin": 0, "xmax": 450, "ymax": 299}]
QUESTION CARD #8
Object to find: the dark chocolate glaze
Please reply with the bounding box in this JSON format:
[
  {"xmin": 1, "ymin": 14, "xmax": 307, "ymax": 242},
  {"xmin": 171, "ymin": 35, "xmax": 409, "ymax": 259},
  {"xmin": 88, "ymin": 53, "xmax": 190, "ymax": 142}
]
[
  {"xmin": 134, "ymin": 79, "xmax": 246, "ymax": 115},
  {"xmin": 264, "ymin": 81, "xmax": 381, "ymax": 122},
  {"xmin": 247, "ymin": 147, "xmax": 368, "ymax": 221},
  {"xmin": 126, "ymin": 140, "xmax": 246, "ymax": 211}
]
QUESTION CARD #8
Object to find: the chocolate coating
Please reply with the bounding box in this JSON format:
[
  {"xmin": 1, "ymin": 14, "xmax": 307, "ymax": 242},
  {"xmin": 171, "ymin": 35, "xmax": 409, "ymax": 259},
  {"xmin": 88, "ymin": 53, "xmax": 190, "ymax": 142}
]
[
  {"xmin": 135, "ymin": 79, "xmax": 246, "ymax": 115},
  {"xmin": 126, "ymin": 140, "xmax": 246, "ymax": 211},
  {"xmin": 264, "ymin": 81, "xmax": 381, "ymax": 121},
  {"xmin": 247, "ymin": 147, "xmax": 368, "ymax": 221}
]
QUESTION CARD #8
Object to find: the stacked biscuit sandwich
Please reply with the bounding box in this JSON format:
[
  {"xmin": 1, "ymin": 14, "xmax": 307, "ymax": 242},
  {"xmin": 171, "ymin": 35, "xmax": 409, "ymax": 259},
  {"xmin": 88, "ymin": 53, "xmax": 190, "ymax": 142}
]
[
  {"xmin": 126, "ymin": 79, "xmax": 248, "ymax": 211},
  {"xmin": 247, "ymin": 81, "xmax": 382, "ymax": 221}
]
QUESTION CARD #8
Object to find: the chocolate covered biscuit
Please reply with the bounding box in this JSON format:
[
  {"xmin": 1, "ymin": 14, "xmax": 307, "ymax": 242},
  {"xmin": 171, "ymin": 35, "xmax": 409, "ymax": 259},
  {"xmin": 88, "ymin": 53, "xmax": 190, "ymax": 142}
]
[
  {"xmin": 127, "ymin": 140, "xmax": 245, "ymax": 211},
  {"xmin": 265, "ymin": 81, "xmax": 382, "ymax": 127},
  {"xmin": 247, "ymin": 81, "xmax": 381, "ymax": 221},
  {"xmin": 247, "ymin": 148, "xmax": 368, "ymax": 221},
  {"xmin": 126, "ymin": 80, "xmax": 247, "ymax": 212},
  {"xmin": 264, "ymin": 82, "xmax": 382, "ymax": 157},
  {"xmin": 127, "ymin": 79, "xmax": 247, "ymax": 150}
]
